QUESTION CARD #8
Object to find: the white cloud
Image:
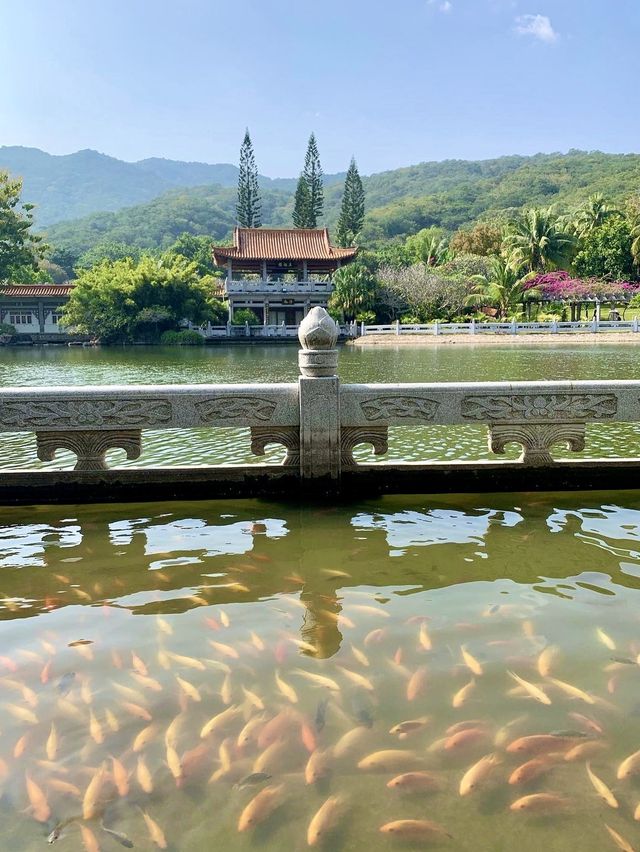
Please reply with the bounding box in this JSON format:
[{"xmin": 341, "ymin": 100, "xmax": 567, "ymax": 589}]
[
  {"xmin": 514, "ymin": 14, "xmax": 559, "ymax": 43},
  {"xmin": 428, "ymin": 0, "xmax": 453, "ymax": 12}
]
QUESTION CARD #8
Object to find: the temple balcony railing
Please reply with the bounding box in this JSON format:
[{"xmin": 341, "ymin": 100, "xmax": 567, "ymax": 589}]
[
  {"xmin": 225, "ymin": 280, "xmax": 334, "ymax": 295},
  {"xmin": 2, "ymin": 308, "xmax": 640, "ymax": 503}
]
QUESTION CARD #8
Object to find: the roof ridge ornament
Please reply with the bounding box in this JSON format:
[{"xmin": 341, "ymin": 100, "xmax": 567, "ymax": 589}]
[{"xmin": 298, "ymin": 307, "xmax": 339, "ymax": 377}]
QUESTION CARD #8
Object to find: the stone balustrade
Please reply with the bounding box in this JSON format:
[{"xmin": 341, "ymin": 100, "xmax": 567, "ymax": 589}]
[{"xmin": 1, "ymin": 307, "xmax": 639, "ymax": 502}]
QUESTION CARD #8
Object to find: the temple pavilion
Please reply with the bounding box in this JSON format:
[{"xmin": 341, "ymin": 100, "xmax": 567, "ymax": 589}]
[{"xmin": 212, "ymin": 228, "xmax": 357, "ymax": 325}]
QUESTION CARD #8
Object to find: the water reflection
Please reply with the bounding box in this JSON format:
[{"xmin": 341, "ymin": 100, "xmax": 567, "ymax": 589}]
[{"xmin": 2, "ymin": 495, "xmax": 640, "ymax": 850}]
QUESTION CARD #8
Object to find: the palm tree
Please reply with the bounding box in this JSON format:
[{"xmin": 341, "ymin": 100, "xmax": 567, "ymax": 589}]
[
  {"xmin": 504, "ymin": 207, "xmax": 575, "ymax": 274},
  {"xmin": 465, "ymin": 256, "xmax": 539, "ymax": 320},
  {"xmin": 572, "ymin": 194, "xmax": 620, "ymax": 238}
]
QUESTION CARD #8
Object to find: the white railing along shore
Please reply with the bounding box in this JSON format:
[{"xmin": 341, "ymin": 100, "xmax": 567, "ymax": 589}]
[{"xmin": 360, "ymin": 319, "xmax": 640, "ymax": 336}]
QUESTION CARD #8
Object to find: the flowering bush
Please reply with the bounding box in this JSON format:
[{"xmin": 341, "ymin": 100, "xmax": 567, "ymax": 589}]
[{"xmin": 523, "ymin": 271, "xmax": 640, "ymax": 301}]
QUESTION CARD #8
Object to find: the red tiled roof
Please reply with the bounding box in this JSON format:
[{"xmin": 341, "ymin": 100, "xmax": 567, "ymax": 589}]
[
  {"xmin": 1, "ymin": 284, "xmax": 74, "ymax": 298},
  {"xmin": 213, "ymin": 228, "xmax": 357, "ymax": 264}
]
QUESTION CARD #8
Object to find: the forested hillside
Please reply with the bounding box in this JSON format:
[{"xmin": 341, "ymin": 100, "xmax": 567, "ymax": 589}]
[{"xmin": 41, "ymin": 151, "xmax": 640, "ymax": 257}]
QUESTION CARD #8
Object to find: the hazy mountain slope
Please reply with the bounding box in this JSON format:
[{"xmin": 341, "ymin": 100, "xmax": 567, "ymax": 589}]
[{"xmin": 42, "ymin": 150, "xmax": 640, "ymax": 255}]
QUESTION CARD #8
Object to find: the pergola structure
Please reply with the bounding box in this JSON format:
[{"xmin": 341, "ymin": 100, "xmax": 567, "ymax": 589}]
[{"xmin": 212, "ymin": 228, "xmax": 357, "ymax": 325}]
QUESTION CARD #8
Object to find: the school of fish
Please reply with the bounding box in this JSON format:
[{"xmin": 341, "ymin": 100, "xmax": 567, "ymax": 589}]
[{"xmin": 2, "ymin": 561, "xmax": 640, "ymax": 850}]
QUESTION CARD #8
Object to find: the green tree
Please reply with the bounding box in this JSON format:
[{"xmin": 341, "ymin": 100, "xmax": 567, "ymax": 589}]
[
  {"xmin": 293, "ymin": 133, "xmax": 323, "ymax": 228},
  {"xmin": 449, "ymin": 222, "xmax": 504, "ymax": 257},
  {"xmin": 627, "ymin": 196, "xmax": 640, "ymax": 268},
  {"xmin": 328, "ymin": 263, "xmax": 375, "ymax": 321},
  {"xmin": 335, "ymin": 158, "xmax": 365, "ymax": 246},
  {"xmin": 231, "ymin": 308, "xmax": 261, "ymax": 326},
  {"xmin": 405, "ymin": 227, "xmax": 449, "ymax": 266},
  {"xmin": 504, "ymin": 207, "xmax": 575, "ymax": 273},
  {"xmin": 571, "ymin": 193, "xmax": 619, "ymax": 238},
  {"xmin": 236, "ymin": 129, "xmax": 261, "ymax": 228},
  {"xmin": 292, "ymin": 176, "xmax": 312, "ymax": 229},
  {"xmin": 0, "ymin": 171, "xmax": 47, "ymax": 283},
  {"xmin": 465, "ymin": 256, "xmax": 538, "ymax": 319},
  {"xmin": 62, "ymin": 255, "xmax": 215, "ymax": 343},
  {"xmin": 573, "ymin": 217, "xmax": 636, "ymax": 280},
  {"xmin": 76, "ymin": 240, "xmax": 142, "ymax": 269},
  {"xmin": 169, "ymin": 233, "xmax": 217, "ymax": 276}
]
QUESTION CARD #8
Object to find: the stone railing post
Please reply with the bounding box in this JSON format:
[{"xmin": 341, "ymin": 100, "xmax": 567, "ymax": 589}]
[{"xmin": 298, "ymin": 307, "xmax": 341, "ymax": 481}]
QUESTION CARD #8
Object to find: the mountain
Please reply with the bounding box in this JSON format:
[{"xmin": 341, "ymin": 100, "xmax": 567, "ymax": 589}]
[
  {"xmin": 41, "ymin": 150, "xmax": 640, "ymax": 257},
  {"xmin": 0, "ymin": 146, "xmax": 348, "ymax": 227}
]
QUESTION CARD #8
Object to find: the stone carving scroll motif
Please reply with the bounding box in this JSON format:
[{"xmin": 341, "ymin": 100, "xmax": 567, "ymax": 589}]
[
  {"xmin": 196, "ymin": 396, "xmax": 277, "ymax": 423},
  {"xmin": 360, "ymin": 396, "xmax": 439, "ymax": 422},
  {"xmin": 0, "ymin": 399, "xmax": 171, "ymax": 429},
  {"xmin": 250, "ymin": 426, "xmax": 300, "ymax": 466},
  {"xmin": 488, "ymin": 422, "xmax": 585, "ymax": 466},
  {"xmin": 462, "ymin": 393, "xmax": 617, "ymax": 422},
  {"xmin": 341, "ymin": 426, "xmax": 389, "ymax": 467},
  {"xmin": 36, "ymin": 430, "xmax": 142, "ymax": 471}
]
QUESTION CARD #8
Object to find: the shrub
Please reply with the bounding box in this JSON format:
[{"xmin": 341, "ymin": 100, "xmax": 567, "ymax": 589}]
[
  {"xmin": 231, "ymin": 309, "xmax": 261, "ymax": 326},
  {"xmin": 160, "ymin": 329, "xmax": 204, "ymax": 345},
  {"xmin": 0, "ymin": 323, "xmax": 17, "ymax": 336}
]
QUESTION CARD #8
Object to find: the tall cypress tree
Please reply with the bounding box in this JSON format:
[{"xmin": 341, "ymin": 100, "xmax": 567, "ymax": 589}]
[
  {"xmin": 293, "ymin": 133, "xmax": 323, "ymax": 228},
  {"xmin": 336, "ymin": 157, "xmax": 365, "ymax": 246},
  {"xmin": 236, "ymin": 129, "xmax": 261, "ymax": 228}
]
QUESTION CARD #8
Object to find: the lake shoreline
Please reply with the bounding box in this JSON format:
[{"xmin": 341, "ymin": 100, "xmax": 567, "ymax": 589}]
[{"xmin": 350, "ymin": 332, "xmax": 640, "ymax": 347}]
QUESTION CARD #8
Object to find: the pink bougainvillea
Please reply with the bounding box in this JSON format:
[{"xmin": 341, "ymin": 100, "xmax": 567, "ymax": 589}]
[{"xmin": 523, "ymin": 271, "xmax": 640, "ymax": 301}]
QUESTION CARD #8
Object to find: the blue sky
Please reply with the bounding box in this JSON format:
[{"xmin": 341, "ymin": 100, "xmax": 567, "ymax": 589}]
[{"xmin": 2, "ymin": 0, "xmax": 638, "ymax": 176}]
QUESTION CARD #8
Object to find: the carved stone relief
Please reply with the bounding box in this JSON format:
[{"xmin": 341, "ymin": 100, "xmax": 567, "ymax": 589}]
[
  {"xmin": 360, "ymin": 396, "xmax": 439, "ymax": 422},
  {"xmin": 250, "ymin": 426, "xmax": 300, "ymax": 466},
  {"xmin": 0, "ymin": 399, "xmax": 171, "ymax": 429},
  {"xmin": 462, "ymin": 393, "xmax": 617, "ymax": 422},
  {"xmin": 341, "ymin": 426, "xmax": 389, "ymax": 467},
  {"xmin": 488, "ymin": 422, "xmax": 586, "ymax": 466},
  {"xmin": 36, "ymin": 430, "xmax": 142, "ymax": 471},
  {"xmin": 196, "ymin": 397, "xmax": 277, "ymax": 423}
]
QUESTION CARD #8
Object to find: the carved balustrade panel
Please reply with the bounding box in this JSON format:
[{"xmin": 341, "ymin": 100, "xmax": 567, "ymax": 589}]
[{"xmin": 36, "ymin": 430, "xmax": 142, "ymax": 471}]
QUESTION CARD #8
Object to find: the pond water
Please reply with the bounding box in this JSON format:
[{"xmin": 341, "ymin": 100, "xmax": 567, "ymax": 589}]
[
  {"xmin": 2, "ymin": 493, "xmax": 640, "ymax": 851},
  {"xmin": 1, "ymin": 342, "xmax": 640, "ymax": 468},
  {"xmin": 2, "ymin": 345, "xmax": 640, "ymax": 851}
]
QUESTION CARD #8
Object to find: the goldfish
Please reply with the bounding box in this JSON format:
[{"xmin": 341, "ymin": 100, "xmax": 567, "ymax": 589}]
[
  {"xmin": 242, "ymin": 686, "xmax": 264, "ymax": 711},
  {"xmin": 275, "ymin": 671, "xmax": 298, "ymax": 703},
  {"xmin": 257, "ymin": 709, "xmax": 296, "ymax": 748},
  {"xmin": 48, "ymin": 778, "xmax": 81, "ymax": 797},
  {"xmin": 166, "ymin": 745, "xmax": 183, "ymax": 784},
  {"xmin": 548, "ymin": 676, "xmax": 595, "ymax": 705},
  {"xmin": 25, "ymin": 772, "xmax": 50, "ymax": 822},
  {"xmin": 89, "ymin": 710, "xmax": 104, "ymax": 744},
  {"xmin": 389, "ymin": 717, "xmax": 431, "ymax": 738},
  {"xmin": 379, "ymin": 820, "xmax": 452, "ymax": 841},
  {"xmin": 333, "ymin": 726, "xmax": 370, "ymax": 760},
  {"xmin": 133, "ymin": 722, "xmax": 160, "ymax": 753},
  {"xmin": 253, "ymin": 740, "xmax": 290, "ymax": 775},
  {"xmin": 131, "ymin": 652, "xmax": 148, "ymax": 676},
  {"xmin": 445, "ymin": 727, "xmax": 489, "ymax": 751},
  {"xmin": 111, "ymin": 756, "xmax": 129, "ymax": 797},
  {"xmin": 13, "ymin": 733, "xmax": 29, "ymax": 758},
  {"xmin": 510, "ymin": 793, "xmax": 569, "ymax": 812},
  {"xmin": 176, "ymin": 674, "xmax": 201, "ymax": 703},
  {"xmin": 300, "ymin": 720, "xmax": 317, "ymax": 753},
  {"xmin": 509, "ymin": 757, "xmax": 558, "ymax": 785},
  {"xmin": 5, "ymin": 703, "xmax": 38, "ymax": 725},
  {"xmin": 351, "ymin": 645, "xmax": 370, "ymax": 667},
  {"xmin": 208, "ymin": 640, "xmax": 239, "ymax": 660},
  {"xmin": 79, "ymin": 825, "xmax": 101, "ymax": 852},
  {"xmin": 564, "ymin": 740, "xmax": 607, "ymax": 762},
  {"xmin": 293, "ymin": 669, "xmax": 340, "ymax": 691},
  {"xmin": 586, "ymin": 762, "xmax": 618, "ymax": 808},
  {"xmin": 406, "ymin": 665, "xmax": 428, "ymax": 701},
  {"xmin": 305, "ymin": 748, "xmax": 333, "ymax": 784},
  {"xmin": 237, "ymin": 714, "xmax": 266, "ymax": 749},
  {"xmin": 507, "ymin": 735, "xmax": 579, "ymax": 755},
  {"xmin": 508, "ymin": 671, "xmax": 552, "ymax": 705},
  {"xmin": 82, "ymin": 763, "xmax": 106, "ymax": 820},
  {"xmin": 596, "ymin": 628, "xmax": 616, "ymax": 650},
  {"xmin": 238, "ymin": 784, "xmax": 284, "ymax": 832},
  {"xmin": 459, "ymin": 753, "xmax": 500, "ymax": 795},
  {"xmin": 537, "ymin": 645, "xmax": 558, "ymax": 677},
  {"xmin": 201, "ymin": 705, "xmax": 242, "ymax": 739},
  {"xmin": 141, "ymin": 810, "xmax": 168, "ymax": 849},
  {"xmin": 104, "ymin": 708, "xmax": 120, "ymax": 733},
  {"xmin": 121, "ymin": 701, "xmax": 152, "ymax": 722},
  {"xmin": 387, "ymin": 771, "xmax": 440, "ymax": 792},
  {"xmin": 418, "ymin": 622, "xmax": 432, "ymax": 651},
  {"xmin": 617, "ymin": 749, "xmax": 640, "ymax": 780},
  {"xmin": 167, "ymin": 651, "xmax": 206, "ymax": 670},
  {"xmin": 452, "ymin": 679, "xmax": 475, "ymax": 708},
  {"xmin": 307, "ymin": 795, "xmax": 343, "ymax": 846},
  {"xmin": 136, "ymin": 756, "xmax": 153, "ymax": 794},
  {"xmin": 363, "ymin": 628, "xmax": 386, "ymax": 646},
  {"xmin": 131, "ymin": 672, "xmax": 162, "ymax": 692},
  {"xmin": 358, "ymin": 749, "xmax": 424, "ymax": 772},
  {"xmin": 461, "ymin": 646, "xmax": 483, "ymax": 676},
  {"xmin": 46, "ymin": 723, "xmax": 58, "ymax": 761},
  {"xmin": 156, "ymin": 617, "xmax": 173, "ymax": 636},
  {"xmin": 604, "ymin": 824, "xmax": 636, "ymax": 852},
  {"xmin": 337, "ymin": 665, "xmax": 374, "ymax": 691}
]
